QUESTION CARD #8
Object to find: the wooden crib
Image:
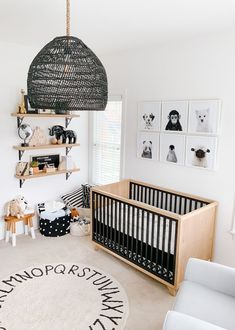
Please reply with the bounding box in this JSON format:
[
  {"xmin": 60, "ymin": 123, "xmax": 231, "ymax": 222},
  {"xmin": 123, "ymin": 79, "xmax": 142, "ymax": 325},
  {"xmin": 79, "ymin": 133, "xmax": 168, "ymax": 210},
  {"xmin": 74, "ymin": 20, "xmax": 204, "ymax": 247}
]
[{"xmin": 91, "ymin": 179, "xmax": 217, "ymax": 295}]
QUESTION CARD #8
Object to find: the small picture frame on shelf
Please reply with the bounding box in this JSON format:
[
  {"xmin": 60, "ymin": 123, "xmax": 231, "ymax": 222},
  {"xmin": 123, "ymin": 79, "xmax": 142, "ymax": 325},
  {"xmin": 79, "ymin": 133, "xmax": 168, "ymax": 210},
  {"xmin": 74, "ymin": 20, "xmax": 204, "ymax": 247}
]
[
  {"xmin": 16, "ymin": 161, "xmax": 29, "ymax": 176},
  {"xmin": 31, "ymin": 154, "xmax": 60, "ymax": 171},
  {"xmin": 24, "ymin": 95, "xmax": 38, "ymax": 114}
]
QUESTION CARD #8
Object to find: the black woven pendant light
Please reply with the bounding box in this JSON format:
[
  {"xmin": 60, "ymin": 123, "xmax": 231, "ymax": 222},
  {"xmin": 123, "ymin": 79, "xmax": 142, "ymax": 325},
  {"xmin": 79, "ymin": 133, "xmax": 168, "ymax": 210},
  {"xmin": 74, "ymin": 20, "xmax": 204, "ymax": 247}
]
[{"xmin": 27, "ymin": 0, "xmax": 107, "ymax": 111}]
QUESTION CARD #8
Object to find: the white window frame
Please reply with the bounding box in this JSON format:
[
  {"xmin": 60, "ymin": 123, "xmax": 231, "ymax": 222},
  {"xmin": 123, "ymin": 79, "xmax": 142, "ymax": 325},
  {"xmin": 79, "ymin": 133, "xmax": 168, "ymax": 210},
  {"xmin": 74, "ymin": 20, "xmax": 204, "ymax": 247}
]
[{"xmin": 88, "ymin": 94, "xmax": 126, "ymax": 185}]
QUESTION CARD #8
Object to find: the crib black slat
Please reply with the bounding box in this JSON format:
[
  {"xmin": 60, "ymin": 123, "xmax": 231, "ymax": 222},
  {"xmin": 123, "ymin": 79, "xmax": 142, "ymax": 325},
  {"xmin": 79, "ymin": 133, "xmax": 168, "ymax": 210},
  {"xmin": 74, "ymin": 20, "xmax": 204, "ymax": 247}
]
[
  {"xmin": 110, "ymin": 197, "xmax": 113, "ymax": 245},
  {"xmin": 174, "ymin": 195, "xmax": 177, "ymax": 213},
  {"xmin": 123, "ymin": 203, "xmax": 126, "ymax": 252},
  {"xmin": 145, "ymin": 211, "xmax": 150, "ymax": 264},
  {"xmin": 169, "ymin": 193, "xmax": 173, "ymax": 212},
  {"xmin": 166, "ymin": 219, "xmax": 172, "ymax": 280},
  {"xmin": 150, "ymin": 213, "xmax": 155, "ymax": 271},
  {"xmin": 184, "ymin": 198, "xmax": 187, "ymax": 214},
  {"xmin": 152, "ymin": 189, "xmax": 156, "ymax": 207},
  {"xmin": 140, "ymin": 209, "xmax": 145, "ymax": 263},
  {"xmin": 114, "ymin": 199, "xmax": 117, "ymax": 250},
  {"xmin": 136, "ymin": 208, "xmax": 140, "ymax": 260},
  {"xmin": 131, "ymin": 206, "xmax": 134, "ymax": 259},
  {"xmin": 127, "ymin": 205, "xmax": 130, "ymax": 254},
  {"xmin": 103, "ymin": 196, "xmax": 106, "ymax": 245},
  {"xmin": 160, "ymin": 191, "xmax": 163, "ymax": 209},
  {"xmin": 179, "ymin": 196, "xmax": 182, "ymax": 215},
  {"xmin": 161, "ymin": 217, "xmax": 167, "ymax": 275},
  {"xmin": 156, "ymin": 214, "xmax": 160, "ymax": 273},
  {"xmin": 118, "ymin": 201, "xmax": 121, "ymax": 253}
]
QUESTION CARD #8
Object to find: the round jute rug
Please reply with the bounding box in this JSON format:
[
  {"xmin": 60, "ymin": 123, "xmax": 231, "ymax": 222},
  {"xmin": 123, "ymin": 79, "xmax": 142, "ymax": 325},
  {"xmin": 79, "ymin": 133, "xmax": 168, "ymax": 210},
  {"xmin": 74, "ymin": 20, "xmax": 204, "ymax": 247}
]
[{"xmin": 0, "ymin": 263, "xmax": 129, "ymax": 330}]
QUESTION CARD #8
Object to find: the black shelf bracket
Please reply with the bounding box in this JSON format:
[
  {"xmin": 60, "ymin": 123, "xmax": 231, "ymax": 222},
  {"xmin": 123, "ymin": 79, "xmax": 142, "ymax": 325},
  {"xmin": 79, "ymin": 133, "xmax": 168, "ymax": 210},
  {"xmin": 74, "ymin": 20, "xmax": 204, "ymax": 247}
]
[
  {"xmin": 66, "ymin": 172, "xmax": 72, "ymax": 180},
  {"xmin": 17, "ymin": 116, "xmax": 24, "ymax": 128},
  {"xmin": 19, "ymin": 178, "xmax": 25, "ymax": 188},
  {"xmin": 66, "ymin": 146, "xmax": 72, "ymax": 155},
  {"xmin": 18, "ymin": 150, "xmax": 25, "ymax": 160},
  {"xmin": 65, "ymin": 117, "xmax": 72, "ymax": 128}
]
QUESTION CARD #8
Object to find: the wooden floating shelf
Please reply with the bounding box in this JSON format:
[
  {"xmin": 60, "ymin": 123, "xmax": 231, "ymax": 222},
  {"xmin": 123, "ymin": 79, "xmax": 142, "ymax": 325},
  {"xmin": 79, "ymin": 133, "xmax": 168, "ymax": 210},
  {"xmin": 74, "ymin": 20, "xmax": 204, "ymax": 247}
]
[
  {"xmin": 11, "ymin": 113, "xmax": 80, "ymax": 118},
  {"xmin": 13, "ymin": 143, "xmax": 80, "ymax": 151},
  {"xmin": 15, "ymin": 168, "xmax": 80, "ymax": 180}
]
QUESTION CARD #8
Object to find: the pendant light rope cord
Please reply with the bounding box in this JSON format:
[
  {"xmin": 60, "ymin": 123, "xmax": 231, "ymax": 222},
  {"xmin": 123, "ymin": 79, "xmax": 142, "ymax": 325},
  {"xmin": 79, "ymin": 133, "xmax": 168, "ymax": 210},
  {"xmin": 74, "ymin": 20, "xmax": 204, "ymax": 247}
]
[{"xmin": 66, "ymin": 0, "xmax": 70, "ymax": 36}]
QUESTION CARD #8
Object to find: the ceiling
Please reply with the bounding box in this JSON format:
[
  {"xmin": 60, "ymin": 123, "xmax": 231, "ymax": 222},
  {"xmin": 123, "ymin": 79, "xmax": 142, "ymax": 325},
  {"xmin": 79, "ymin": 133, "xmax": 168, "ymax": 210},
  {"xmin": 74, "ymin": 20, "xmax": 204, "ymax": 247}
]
[{"xmin": 0, "ymin": 0, "xmax": 235, "ymax": 54}]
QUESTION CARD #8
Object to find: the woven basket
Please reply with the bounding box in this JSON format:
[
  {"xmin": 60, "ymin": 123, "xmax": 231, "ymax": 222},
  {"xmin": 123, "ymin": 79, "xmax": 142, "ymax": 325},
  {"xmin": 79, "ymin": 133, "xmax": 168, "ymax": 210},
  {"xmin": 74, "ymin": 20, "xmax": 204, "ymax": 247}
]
[{"xmin": 70, "ymin": 222, "xmax": 90, "ymax": 237}]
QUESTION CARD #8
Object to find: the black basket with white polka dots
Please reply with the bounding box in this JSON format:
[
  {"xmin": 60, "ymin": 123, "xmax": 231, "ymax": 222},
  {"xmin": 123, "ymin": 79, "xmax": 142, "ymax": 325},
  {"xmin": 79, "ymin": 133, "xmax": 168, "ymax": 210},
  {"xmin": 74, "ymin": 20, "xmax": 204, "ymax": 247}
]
[
  {"xmin": 38, "ymin": 204, "xmax": 71, "ymax": 237},
  {"xmin": 39, "ymin": 215, "xmax": 71, "ymax": 237}
]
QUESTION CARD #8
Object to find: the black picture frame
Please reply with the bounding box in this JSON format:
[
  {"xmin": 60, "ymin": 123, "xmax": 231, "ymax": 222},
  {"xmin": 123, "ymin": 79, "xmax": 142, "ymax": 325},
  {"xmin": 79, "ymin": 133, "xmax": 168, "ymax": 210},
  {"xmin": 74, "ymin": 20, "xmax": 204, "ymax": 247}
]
[
  {"xmin": 31, "ymin": 154, "xmax": 60, "ymax": 170},
  {"xmin": 24, "ymin": 95, "xmax": 38, "ymax": 114}
]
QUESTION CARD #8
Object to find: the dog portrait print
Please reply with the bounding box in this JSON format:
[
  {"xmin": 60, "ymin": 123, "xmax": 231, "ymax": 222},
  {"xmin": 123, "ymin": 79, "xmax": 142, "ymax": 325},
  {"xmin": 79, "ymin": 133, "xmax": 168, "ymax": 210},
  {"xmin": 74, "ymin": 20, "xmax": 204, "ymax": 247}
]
[
  {"xmin": 142, "ymin": 113, "xmax": 155, "ymax": 130},
  {"xmin": 138, "ymin": 102, "xmax": 161, "ymax": 131},
  {"xmin": 141, "ymin": 140, "xmax": 152, "ymax": 159},
  {"xmin": 191, "ymin": 146, "xmax": 210, "ymax": 168},
  {"xmin": 165, "ymin": 110, "xmax": 183, "ymax": 131},
  {"xmin": 166, "ymin": 145, "xmax": 178, "ymax": 163},
  {"xmin": 195, "ymin": 108, "xmax": 211, "ymax": 133}
]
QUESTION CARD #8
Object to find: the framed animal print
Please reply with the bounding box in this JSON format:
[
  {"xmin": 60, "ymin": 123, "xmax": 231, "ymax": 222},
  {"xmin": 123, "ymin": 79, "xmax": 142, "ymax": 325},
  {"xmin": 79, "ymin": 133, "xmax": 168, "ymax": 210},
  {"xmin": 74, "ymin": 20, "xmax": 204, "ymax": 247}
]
[
  {"xmin": 188, "ymin": 100, "xmax": 221, "ymax": 134},
  {"xmin": 138, "ymin": 101, "xmax": 161, "ymax": 131},
  {"xmin": 137, "ymin": 132, "xmax": 160, "ymax": 161},
  {"xmin": 161, "ymin": 100, "xmax": 188, "ymax": 133},
  {"xmin": 160, "ymin": 134, "xmax": 186, "ymax": 166},
  {"xmin": 185, "ymin": 136, "xmax": 218, "ymax": 170}
]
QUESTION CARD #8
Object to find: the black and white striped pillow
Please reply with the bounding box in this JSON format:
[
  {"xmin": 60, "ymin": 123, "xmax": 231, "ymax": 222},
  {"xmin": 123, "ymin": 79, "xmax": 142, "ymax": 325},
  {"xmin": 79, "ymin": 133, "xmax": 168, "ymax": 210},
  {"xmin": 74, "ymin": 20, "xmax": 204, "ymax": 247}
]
[{"xmin": 61, "ymin": 187, "xmax": 83, "ymax": 208}]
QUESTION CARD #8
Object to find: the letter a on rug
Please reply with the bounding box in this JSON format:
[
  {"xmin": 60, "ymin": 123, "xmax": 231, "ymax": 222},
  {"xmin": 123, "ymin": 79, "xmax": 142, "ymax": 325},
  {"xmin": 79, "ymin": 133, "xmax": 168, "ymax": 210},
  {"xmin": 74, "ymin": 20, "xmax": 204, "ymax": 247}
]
[{"xmin": 0, "ymin": 263, "xmax": 129, "ymax": 330}]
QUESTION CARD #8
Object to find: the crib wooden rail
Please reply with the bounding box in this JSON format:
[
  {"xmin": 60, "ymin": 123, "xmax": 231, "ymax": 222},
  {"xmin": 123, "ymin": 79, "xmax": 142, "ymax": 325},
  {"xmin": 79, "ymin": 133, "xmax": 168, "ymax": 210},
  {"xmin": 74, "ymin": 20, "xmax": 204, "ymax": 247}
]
[{"xmin": 91, "ymin": 179, "xmax": 217, "ymax": 295}]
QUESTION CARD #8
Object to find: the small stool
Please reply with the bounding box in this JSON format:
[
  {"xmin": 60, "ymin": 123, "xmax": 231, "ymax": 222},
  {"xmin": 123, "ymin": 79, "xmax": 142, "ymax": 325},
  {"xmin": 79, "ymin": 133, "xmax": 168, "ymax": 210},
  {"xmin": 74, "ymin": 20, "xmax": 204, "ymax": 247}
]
[{"xmin": 4, "ymin": 213, "xmax": 35, "ymax": 247}]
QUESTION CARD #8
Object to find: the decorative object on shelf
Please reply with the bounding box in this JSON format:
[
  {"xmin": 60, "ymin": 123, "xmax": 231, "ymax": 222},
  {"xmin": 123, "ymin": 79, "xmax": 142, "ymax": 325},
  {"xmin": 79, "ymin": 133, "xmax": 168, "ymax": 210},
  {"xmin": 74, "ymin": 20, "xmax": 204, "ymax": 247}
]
[
  {"xmin": 18, "ymin": 124, "xmax": 33, "ymax": 147},
  {"xmin": 16, "ymin": 161, "xmax": 29, "ymax": 176},
  {"xmin": 28, "ymin": 126, "xmax": 48, "ymax": 146},
  {"xmin": 38, "ymin": 109, "xmax": 55, "ymax": 115},
  {"xmin": 58, "ymin": 155, "xmax": 76, "ymax": 171},
  {"xmin": 24, "ymin": 95, "xmax": 38, "ymax": 114},
  {"xmin": 27, "ymin": 0, "xmax": 108, "ymax": 112},
  {"xmin": 31, "ymin": 154, "xmax": 60, "ymax": 171},
  {"xmin": 43, "ymin": 163, "xmax": 56, "ymax": 173},
  {"xmin": 49, "ymin": 125, "xmax": 77, "ymax": 144},
  {"xmin": 18, "ymin": 89, "xmax": 27, "ymax": 114},
  {"xmin": 30, "ymin": 161, "xmax": 40, "ymax": 174}
]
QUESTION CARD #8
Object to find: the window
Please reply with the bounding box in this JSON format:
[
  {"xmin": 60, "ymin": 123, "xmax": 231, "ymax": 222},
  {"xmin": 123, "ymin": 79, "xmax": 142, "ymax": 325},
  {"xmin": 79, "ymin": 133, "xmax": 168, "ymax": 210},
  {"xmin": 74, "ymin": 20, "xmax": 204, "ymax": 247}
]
[{"xmin": 89, "ymin": 97, "xmax": 123, "ymax": 185}]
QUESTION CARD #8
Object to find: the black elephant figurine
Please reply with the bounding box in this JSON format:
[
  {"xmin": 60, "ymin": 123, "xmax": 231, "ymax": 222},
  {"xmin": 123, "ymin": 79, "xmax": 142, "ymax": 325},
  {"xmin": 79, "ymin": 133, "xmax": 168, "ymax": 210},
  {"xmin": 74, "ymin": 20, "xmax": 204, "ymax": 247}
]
[{"xmin": 49, "ymin": 125, "xmax": 77, "ymax": 144}]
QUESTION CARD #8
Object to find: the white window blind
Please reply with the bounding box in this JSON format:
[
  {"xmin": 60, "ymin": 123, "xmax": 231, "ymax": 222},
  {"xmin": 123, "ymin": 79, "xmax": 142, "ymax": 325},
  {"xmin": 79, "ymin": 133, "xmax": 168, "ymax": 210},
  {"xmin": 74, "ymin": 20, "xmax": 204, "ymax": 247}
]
[{"xmin": 91, "ymin": 97, "xmax": 122, "ymax": 185}]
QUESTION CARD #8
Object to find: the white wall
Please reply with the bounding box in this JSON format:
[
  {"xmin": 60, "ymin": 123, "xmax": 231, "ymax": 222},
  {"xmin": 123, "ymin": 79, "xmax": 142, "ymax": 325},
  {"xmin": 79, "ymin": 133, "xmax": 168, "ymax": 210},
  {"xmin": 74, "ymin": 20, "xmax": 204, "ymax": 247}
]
[
  {"xmin": 102, "ymin": 33, "xmax": 235, "ymax": 267},
  {"xmin": 0, "ymin": 41, "xmax": 88, "ymax": 238}
]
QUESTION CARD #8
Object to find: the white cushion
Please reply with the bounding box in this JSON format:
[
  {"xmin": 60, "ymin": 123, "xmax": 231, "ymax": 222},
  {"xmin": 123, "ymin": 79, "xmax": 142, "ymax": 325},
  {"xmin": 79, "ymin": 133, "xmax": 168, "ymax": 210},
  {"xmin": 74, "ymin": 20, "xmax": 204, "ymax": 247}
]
[
  {"xmin": 164, "ymin": 311, "xmax": 226, "ymax": 330},
  {"xmin": 174, "ymin": 281, "xmax": 235, "ymax": 330}
]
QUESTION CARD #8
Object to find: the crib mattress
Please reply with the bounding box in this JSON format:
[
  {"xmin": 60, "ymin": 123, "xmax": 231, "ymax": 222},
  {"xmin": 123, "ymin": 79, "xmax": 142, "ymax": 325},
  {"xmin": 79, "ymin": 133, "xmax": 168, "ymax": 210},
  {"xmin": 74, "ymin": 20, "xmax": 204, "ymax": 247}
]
[{"xmin": 95, "ymin": 206, "xmax": 176, "ymax": 254}]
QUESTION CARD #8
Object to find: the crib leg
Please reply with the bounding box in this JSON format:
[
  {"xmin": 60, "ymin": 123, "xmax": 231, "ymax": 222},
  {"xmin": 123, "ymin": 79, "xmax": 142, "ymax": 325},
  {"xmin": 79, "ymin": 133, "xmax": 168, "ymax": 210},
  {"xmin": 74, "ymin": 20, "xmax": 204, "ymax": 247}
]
[{"xmin": 168, "ymin": 287, "xmax": 177, "ymax": 296}]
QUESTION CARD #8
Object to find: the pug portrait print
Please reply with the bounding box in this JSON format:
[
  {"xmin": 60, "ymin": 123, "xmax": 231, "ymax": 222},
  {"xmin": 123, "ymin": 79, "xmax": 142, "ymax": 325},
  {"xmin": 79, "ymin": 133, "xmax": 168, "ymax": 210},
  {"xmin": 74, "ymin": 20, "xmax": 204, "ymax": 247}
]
[
  {"xmin": 138, "ymin": 101, "xmax": 161, "ymax": 131},
  {"xmin": 137, "ymin": 132, "xmax": 159, "ymax": 161}
]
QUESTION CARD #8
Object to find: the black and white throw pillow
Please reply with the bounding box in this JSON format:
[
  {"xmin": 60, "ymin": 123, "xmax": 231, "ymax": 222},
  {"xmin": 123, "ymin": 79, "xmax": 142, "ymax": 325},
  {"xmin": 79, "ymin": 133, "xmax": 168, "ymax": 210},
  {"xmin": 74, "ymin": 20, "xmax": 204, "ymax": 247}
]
[{"xmin": 61, "ymin": 187, "xmax": 83, "ymax": 208}]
